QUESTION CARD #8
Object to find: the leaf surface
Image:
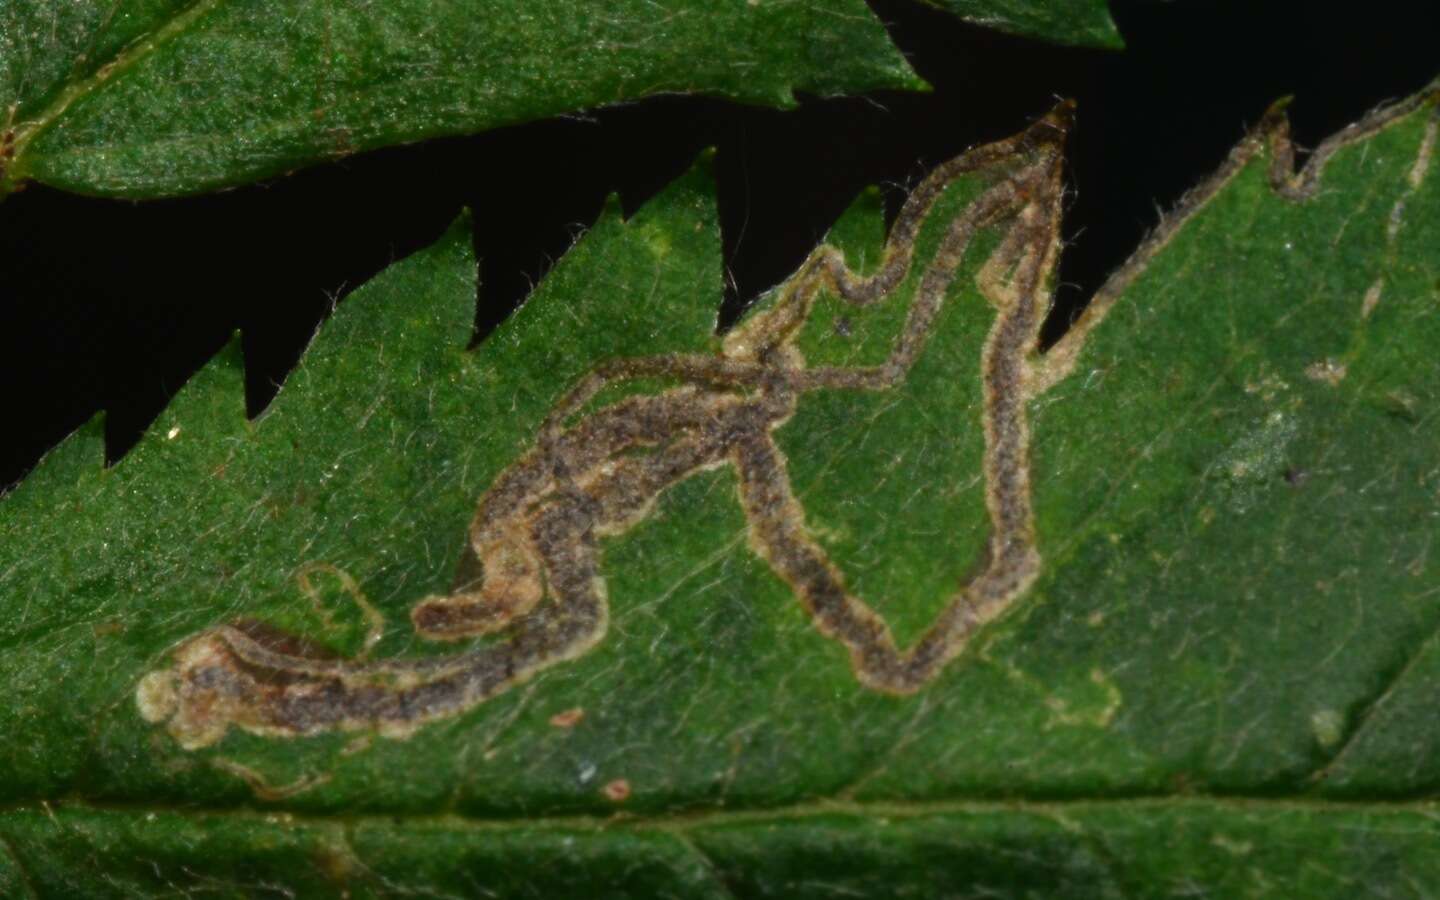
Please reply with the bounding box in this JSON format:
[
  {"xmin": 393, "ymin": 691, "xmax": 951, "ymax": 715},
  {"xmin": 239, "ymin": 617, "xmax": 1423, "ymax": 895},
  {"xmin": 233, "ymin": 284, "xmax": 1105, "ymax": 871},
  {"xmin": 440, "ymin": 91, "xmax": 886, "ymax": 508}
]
[
  {"xmin": 2, "ymin": 87, "xmax": 1440, "ymax": 896},
  {"xmin": 0, "ymin": 0, "xmax": 1119, "ymax": 201},
  {"xmin": 921, "ymin": 0, "xmax": 1117, "ymax": 48}
]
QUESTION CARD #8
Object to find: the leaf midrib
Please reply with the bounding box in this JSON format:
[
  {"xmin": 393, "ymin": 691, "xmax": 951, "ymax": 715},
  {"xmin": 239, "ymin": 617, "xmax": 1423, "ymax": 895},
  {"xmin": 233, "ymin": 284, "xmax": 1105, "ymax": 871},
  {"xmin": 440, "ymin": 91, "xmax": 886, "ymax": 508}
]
[{"xmin": 4, "ymin": 792, "xmax": 1440, "ymax": 834}]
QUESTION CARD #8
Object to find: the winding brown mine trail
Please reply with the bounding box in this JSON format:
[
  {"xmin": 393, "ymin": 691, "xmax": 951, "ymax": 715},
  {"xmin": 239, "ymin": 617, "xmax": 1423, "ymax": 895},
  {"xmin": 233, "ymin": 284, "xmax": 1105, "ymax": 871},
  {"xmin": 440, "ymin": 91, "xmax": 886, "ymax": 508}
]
[{"xmin": 137, "ymin": 105, "xmax": 1072, "ymax": 750}]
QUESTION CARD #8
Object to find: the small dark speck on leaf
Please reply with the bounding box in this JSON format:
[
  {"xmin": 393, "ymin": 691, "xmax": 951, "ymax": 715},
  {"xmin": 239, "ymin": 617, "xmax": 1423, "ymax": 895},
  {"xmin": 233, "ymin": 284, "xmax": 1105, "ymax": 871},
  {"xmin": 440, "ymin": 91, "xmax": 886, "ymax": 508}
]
[
  {"xmin": 834, "ymin": 316, "xmax": 852, "ymax": 338},
  {"xmin": 1283, "ymin": 467, "xmax": 1309, "ymax": 488}
]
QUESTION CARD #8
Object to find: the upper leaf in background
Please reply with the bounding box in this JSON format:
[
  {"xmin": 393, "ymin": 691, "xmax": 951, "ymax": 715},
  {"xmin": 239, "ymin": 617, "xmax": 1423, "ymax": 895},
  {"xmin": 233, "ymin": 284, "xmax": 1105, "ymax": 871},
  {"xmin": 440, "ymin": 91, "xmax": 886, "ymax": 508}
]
[
  {"xmin": 922, "ymin": 0, "xmax": 1117, "ymax": 48},
  {"xmin": 1, "ymin": 83, "xmax": 1438, "ymax": 895},
  {"xmin": 0, "ymin": 0, "xmax": 1119, "ymax": 201}
]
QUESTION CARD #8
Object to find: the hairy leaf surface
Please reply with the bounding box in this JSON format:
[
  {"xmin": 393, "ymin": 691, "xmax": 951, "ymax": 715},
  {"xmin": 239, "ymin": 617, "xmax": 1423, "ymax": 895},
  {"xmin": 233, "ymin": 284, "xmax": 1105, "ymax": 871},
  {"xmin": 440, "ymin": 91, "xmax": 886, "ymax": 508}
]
[{"xmin": 2, "ymin": 88, "xmax": 1439, "ymax": 896}]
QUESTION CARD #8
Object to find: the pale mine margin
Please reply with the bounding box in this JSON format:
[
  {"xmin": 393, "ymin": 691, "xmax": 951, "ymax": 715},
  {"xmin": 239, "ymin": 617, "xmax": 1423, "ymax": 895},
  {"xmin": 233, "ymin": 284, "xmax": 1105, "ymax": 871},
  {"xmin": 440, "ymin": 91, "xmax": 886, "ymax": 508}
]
[{"xmin": 1034, "ymin": 81, "xmax": 1440, "ymax": 395}]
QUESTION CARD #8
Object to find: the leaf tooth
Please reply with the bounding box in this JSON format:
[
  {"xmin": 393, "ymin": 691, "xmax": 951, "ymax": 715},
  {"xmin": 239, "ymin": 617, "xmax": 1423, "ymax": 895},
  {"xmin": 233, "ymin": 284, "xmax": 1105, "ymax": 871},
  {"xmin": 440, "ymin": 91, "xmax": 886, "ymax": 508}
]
[
  {"xmin": 612, "ymin": 149, "xmax": 723, "ymax": 338},
  {"xmin": 825, "ymin": 185, "xmax": 888, "ymax": 265},
  {"xmin": 230, "ymin": 212, "xmax": 479, "ymax": 486},
  {"xmin": 261, "ymin": 211, "xmax": 478, "ymax": 427},
  {"xmin": 492, "ymin": 150, "xmax": 724, "ymax": 354},
  {"xmin": 119, "ymin": 332, "xmax": 248, "ymax": 474},
  {"xmin": 0, "ymin": 412, "xmax": 105, "ymax": 512}
]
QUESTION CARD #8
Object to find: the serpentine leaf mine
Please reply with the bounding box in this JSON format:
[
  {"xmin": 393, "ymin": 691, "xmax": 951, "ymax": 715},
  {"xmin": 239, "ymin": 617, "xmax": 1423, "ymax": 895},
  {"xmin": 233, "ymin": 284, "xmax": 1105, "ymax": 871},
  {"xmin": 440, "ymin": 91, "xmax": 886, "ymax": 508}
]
[{"xmin": 137, "ymin": 105, "xmax": 1074, "ymax": 751}]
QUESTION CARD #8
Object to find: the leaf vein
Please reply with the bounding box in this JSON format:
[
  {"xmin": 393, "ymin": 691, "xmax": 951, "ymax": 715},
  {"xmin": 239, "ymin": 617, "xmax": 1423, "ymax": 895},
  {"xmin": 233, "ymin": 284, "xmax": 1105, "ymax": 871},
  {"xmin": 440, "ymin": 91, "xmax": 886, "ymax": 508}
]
[
  {"xmin": 0, "ymin": 832, "xmax": 38, "ymax": 900},
  {"xmin": 665, "ymin": 831, "xmax": 741, "ymax": 900},
  {"xmin": 1307, "ymin": 611, "xmax": 1440, "ymax": 785},
  {"xmin": 6, "ymin": 0, "xmax": 227, "ymax": 183},
  {"xmin": 7, "ymin": 793, "xmax": 1440, "ymax": 835}
]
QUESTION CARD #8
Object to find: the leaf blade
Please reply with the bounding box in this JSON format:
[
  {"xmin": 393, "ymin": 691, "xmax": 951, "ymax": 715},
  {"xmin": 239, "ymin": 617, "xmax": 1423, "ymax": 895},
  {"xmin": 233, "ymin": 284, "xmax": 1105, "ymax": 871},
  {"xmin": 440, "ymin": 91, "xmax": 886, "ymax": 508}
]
[
  {"xmin": 5, "ymin": 85, "xmax": 1440, "ymax": 895},
  {"xmin": 0, "ymin": 0, "xmax": 1129, "ymax": 200}
]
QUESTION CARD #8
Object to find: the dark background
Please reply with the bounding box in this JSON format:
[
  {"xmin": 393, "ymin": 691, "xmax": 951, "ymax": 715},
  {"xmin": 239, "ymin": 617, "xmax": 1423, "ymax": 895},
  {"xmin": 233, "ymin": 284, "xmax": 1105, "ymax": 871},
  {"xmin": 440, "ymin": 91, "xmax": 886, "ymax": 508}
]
[{"xmin": 1, "ymin": 0, "xmax": 1435, "ymax": 490}]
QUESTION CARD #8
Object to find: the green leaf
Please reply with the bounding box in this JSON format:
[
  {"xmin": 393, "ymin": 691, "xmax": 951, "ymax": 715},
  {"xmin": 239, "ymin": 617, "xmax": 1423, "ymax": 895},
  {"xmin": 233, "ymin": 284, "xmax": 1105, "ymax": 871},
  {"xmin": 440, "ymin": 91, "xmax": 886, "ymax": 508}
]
[
  {"xmin": 2, "ymin": 84, "xmax": 1439, "ymax": 895},
  {"xmin": 921, "ymin": 0, "xmax": 1119, "ymax": 48},
  {"xmin": 0, "ymin": 0, "xmax": 1116, "ymax": 202}
]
